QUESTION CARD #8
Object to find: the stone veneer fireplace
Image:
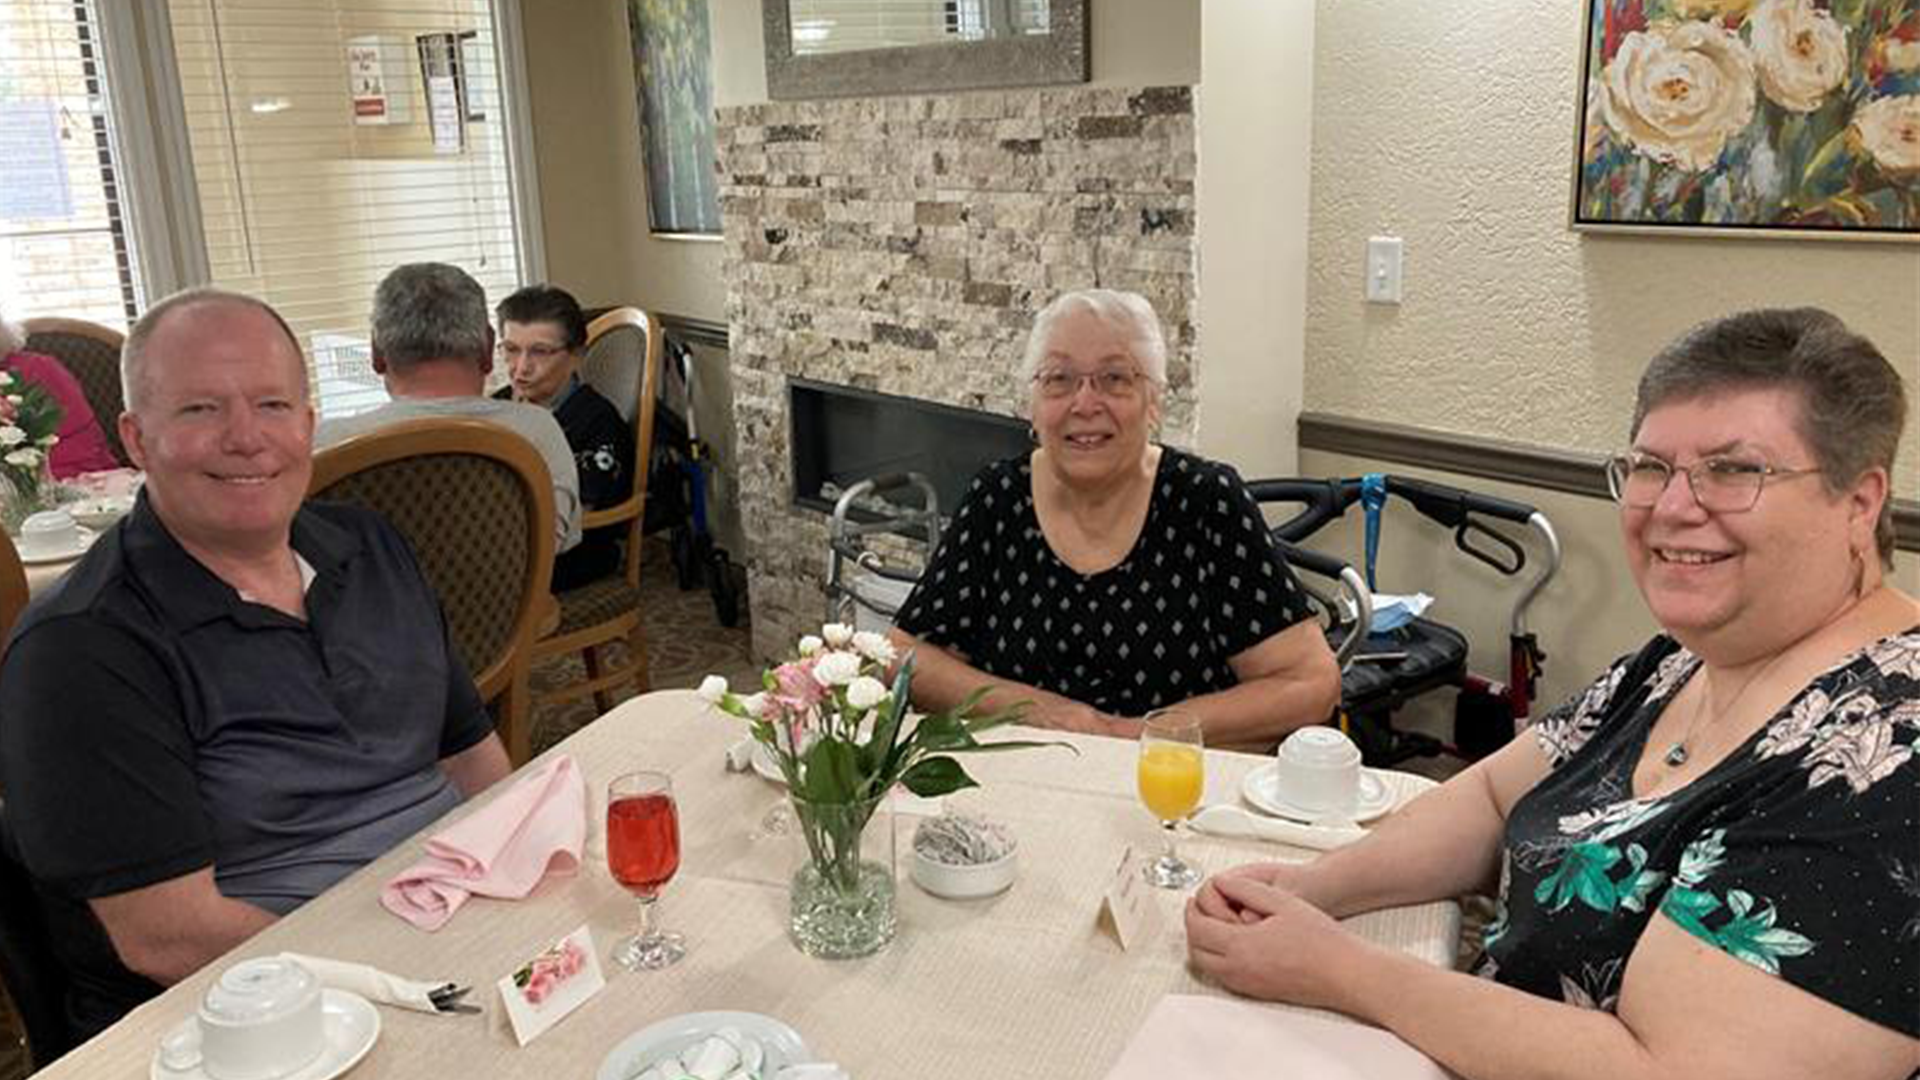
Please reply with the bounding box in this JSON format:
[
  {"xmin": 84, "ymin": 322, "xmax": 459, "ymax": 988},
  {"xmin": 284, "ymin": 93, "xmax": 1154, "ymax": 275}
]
[{"xmin": 717, "ymin": 84, "xmax": 1199, "ymax": 659}]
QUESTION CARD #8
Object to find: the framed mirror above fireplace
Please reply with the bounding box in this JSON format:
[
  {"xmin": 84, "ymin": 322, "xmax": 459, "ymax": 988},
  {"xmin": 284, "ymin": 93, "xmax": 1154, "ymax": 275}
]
[{"xmin": 762, "ymin": 0, "xmax": 1088, "ymax": 100}]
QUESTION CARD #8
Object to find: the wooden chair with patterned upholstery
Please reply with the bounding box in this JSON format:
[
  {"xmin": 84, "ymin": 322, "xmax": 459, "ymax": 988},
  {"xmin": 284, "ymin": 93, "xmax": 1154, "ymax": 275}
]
[
  {"xmin": 20, "ymin": 317, "xmax": 130, "ymax": 467},
  {"xmin": 309, "ymin": 418, "xmax": 555, "ymax": 766},
  {"xmin": 530, "ymin": 306, "xmax": 664, "ymax": 714}
]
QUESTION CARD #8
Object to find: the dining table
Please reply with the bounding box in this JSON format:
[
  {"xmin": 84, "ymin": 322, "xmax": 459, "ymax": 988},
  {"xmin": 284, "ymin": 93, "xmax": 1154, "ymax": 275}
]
[{"xmin": 30, "ymin": 689, "xmax": 1463, "ymax": 1080}]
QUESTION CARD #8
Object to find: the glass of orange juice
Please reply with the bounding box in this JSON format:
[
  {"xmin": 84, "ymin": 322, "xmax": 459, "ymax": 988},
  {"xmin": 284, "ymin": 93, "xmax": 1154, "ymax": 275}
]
[{"xmin": 1136, "ymin": 708, "xmax": 1204, "ymax": 889}]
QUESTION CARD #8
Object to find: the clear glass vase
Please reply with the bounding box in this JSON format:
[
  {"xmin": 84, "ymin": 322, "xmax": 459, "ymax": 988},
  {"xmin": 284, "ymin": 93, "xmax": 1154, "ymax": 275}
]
[
  {"xmin": 0, "ymin": 459, "xmax": 59, "ymax": 536},
  {"xmin": 788, "ymin": 791, "xmax": 896, "ymax": 959}
]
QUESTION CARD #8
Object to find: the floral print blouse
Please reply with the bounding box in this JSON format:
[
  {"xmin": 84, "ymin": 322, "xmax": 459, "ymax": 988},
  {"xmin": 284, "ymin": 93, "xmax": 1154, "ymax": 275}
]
[{"xmin": 1479, "ymin": 628, "xmax": 1920, "ymax": 1036}]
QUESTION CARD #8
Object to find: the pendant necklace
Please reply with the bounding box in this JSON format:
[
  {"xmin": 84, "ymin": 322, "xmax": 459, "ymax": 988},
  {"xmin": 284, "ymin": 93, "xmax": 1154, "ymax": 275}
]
[{"xmin": 1662, "ymin": 651, "xmax": 1792, "ymax": 769}]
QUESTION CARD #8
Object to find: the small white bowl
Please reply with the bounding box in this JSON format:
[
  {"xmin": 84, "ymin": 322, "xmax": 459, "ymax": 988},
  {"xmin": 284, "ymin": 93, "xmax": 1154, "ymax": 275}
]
[{"xmin": 911, "ymin": 843, "xmax": 1018, "ymax": 900}]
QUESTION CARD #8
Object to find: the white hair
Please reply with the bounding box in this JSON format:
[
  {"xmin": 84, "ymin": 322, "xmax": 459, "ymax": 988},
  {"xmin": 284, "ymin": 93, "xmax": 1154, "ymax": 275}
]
[{"xmin": 1020, "ymin": 289, "xmax": 1169, "ymax": 389}]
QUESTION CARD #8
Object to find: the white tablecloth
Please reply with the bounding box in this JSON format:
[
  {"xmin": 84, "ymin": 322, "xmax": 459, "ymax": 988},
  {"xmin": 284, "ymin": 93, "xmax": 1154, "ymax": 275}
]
[{"xmin": 33, "ymin": 690, "xmax": 1460, "ymax": 1079}]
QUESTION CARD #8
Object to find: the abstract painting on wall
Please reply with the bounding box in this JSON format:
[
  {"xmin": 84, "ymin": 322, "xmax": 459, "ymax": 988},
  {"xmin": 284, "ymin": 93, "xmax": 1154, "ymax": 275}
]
[
  {"xmin": 629, "ymin": 0, "xmax": 720, "ymax": 235},
  {"xmin": 1573, "ymin": 0, "xmax": 1919, "ymax": 240}
]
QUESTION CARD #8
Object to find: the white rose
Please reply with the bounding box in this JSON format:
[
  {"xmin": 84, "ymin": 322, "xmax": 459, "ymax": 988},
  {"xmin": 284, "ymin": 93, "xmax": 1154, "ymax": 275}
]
[
  {"xmin": 811, "ymin": 650, "xmax": 861, "ymax": 687},
  {"xmin": 5, "ymin": 395, "xmax": 20, "ymax": 406},
  {"xmin": 1749, "ymin": 0, "xmax": 1847, "ymax": 113},
  {"xmin": 821, "ymin": 622, "xmax": 854, "ymax": 648},
  {"xmin": 797, "ymin": 634, "xmax": 824, "ymax": 657},
  {"xmin": 851, "ymin": 630, "xmax": 897, "ymax": 665},
  {"xmin": 845, "ymin": 676, "xmax": 888, "ymax": 710},
  {"xmin": 0, "ymin": 427, "xmax": 23, "ymax": 447},
  {"xmin": 5, "ymin": 448, "xmax": 40, "ymax": 468},
  {"xmin": 697, "ymin": 674, "xmax": 729, "ymax": 704},
  {"xmin": 1602, "ymin": 21, "xmax": 1757, "ymax": 172},
  {"xmin": 1852, "ymin": 94, "xmax": 1920, "ymax": 176},
  {"xmin": 1888, "ymin": 39, "xmax": 1920, "ymax": 72},
  {"xmin": 740, "ymin": 692, "xmax": 769, "ymax": 718}
]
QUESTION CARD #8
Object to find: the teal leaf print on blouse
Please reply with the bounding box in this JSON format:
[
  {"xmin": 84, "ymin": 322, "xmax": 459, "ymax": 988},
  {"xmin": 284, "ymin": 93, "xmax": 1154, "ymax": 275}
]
[
  {"xmin": 1662, "ymin": 832, "xmax": 1816, "ymax": 975},
  {"xmin": 1535, "ymin": 841, "xmax": 1623, "ymax": 913},
  {"xmin": 1533, "ymin": 840, "xmax": 1669, "ymax": 915}
]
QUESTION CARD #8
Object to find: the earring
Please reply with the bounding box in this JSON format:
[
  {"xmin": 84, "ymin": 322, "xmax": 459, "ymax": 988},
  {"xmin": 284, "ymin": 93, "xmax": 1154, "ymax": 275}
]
[
  {"xmin": 1027, "ymin": 425, "xmax": 1039, "ymax": 445},
  {"xmin": 1850, "ymin": 546, "xmax": 1869, "ymax": 600}
]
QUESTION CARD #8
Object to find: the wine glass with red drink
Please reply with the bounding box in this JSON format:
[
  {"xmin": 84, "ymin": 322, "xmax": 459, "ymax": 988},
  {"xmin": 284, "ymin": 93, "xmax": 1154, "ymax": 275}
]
[{"xmin": 606, "ymin": 770, "xmax": 686, "ymax": 970}]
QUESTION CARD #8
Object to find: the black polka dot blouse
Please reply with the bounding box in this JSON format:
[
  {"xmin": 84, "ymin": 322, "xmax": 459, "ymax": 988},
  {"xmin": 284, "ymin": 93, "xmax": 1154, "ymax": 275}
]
[{"xmin": 893, "ymin": 448, "xmax": 1316, "ymax": 717}]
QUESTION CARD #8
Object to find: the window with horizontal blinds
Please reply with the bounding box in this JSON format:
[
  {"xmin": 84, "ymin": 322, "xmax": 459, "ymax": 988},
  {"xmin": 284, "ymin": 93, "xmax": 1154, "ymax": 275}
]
[
  {"xmin": 165, "ymin": 0, "xmax": 525, "ymax": 417},
  {"xmin": 0, "ymin": 0, "xmax": 143, "ymax": 330},
  {"xmin": 789, "ymin": 0, "xmax": 1051, "ymax": 54}
]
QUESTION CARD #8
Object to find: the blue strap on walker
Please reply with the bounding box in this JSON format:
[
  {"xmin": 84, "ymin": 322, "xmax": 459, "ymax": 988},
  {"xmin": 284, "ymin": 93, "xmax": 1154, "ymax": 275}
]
[{"xmin": 1360, "ymin": 473, "xmax": 1387, "ymax": 592}]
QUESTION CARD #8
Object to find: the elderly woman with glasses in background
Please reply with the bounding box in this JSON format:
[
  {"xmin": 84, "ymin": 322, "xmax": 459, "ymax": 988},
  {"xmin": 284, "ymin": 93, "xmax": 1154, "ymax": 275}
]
[
  {"xmin": 1187, "ymin": 308, "xmax": 1918, "ymax": 1080},
  {"xmin": 889, "ymin": 289, "xmax": 1341, "ymax": 750}
]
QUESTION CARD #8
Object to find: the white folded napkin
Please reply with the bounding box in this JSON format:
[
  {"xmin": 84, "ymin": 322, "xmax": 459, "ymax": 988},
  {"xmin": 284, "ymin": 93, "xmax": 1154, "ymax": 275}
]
[
  {"xmin": 1187, "ymin": 805, "xmax": 1367, "ymax": 851},
  {"xmin": 1105, "ymin": 994, "xmax": 1447, "ymax": 1079},
  {"xmin": 274, "ymin": 953, "xmax": 443, "ymax": 1014}
]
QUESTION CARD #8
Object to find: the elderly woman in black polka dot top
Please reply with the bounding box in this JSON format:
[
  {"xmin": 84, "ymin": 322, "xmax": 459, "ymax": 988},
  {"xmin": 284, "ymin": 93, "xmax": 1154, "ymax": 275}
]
[
  {"xmin": 1186, "ymin": 308, "xmax": 1919, "ymax": 1079},
  {"xmin": 889, "ymin": 289, "xmax": 1341, "ymax": 750}
]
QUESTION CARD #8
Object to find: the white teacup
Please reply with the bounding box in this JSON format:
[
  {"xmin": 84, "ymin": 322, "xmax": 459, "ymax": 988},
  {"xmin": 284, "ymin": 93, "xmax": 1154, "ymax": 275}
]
[
  {"xmin": 1274, "ymin": 727, "xmax": 1363, "ymax": 819},
  {"xmin": 16, "ymin": 509, "xmax": 79, "ymax": 560},
  {"xmin": 164, "ymin": 958, "xmax": 327, "ymax": 1080}
]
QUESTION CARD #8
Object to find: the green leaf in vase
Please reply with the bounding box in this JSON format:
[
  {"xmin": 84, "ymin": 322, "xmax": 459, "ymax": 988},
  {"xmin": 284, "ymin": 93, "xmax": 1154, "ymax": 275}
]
[{"xmin": 899, "ymin": 755, "xmax": 980, "ymax": 798}]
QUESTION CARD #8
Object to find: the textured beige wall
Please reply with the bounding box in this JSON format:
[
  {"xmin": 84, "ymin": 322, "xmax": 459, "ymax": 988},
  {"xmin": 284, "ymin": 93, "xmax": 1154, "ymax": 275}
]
[
  {"xmin": 1193, "ymin": 3, "xmax": 1315, "ymax": 481},
  {"xmin": 1305, "ymin": 0, "xmax": 1920, "ymax": 502}
]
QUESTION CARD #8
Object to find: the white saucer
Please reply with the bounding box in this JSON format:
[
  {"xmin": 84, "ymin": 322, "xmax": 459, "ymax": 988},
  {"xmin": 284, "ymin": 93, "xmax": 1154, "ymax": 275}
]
[
  {"xmin": 152, "ymin": 989, "xmax": 380, "ymax": 1080},
  {"xmin": 17, "ymin": 526, "xmax": 95, "ymax": 565},
  {"xmin": 1240, "ymin": 763, "xmax": 1397, "ymax": 825},
  {"xmin": 596, "ymin": 1010, "xmax": 811, "ymax": 1080},
  {"xmin": 750, "ymin": 741, "xmax": 787, "ymax": 786}
]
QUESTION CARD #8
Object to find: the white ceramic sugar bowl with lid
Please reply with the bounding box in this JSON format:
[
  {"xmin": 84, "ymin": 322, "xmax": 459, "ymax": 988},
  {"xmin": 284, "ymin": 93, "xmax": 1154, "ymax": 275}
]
[{"xmin": 161, "ymin": 957, "xmax": 327, "ymax": 1080}]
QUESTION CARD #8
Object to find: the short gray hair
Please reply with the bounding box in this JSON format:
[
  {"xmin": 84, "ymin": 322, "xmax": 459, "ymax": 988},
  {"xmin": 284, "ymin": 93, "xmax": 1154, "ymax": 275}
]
[
  {"xmin": 1021, "ymin": 289, "xmax": 1169, "ymax": 388},
  {"xmin": 1633, "ymin": 307, "xmax": 1907, "ymax": 564},
  {"xmin": 371, "ymin": 262, "xmax": 491, "ymax": 371},
  {"xmin": 122, "ymin": 287, "xmax": 306, "ymax": 413}
]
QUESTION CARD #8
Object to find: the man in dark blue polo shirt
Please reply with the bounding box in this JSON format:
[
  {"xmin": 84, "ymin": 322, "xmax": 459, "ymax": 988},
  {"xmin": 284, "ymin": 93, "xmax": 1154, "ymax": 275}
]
[{"xmin": 0, "ymin": 287, "xmax": 511, "ymax": 1040}]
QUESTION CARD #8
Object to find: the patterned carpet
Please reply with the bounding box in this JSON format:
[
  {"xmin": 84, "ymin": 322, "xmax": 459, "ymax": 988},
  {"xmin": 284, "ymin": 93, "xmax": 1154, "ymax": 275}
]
[{"xmin": 0, "ymin": 540, "xmax": 754, "ymax": 1077}]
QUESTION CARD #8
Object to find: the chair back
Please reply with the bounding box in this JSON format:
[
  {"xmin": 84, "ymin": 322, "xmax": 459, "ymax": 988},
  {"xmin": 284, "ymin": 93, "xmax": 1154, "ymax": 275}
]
[
  {"xmin": 0, "ymin": 798, "xmax": 78, "ymax": 1069},
  {"xmin": 577, "ymin": 307, "xmax": 663, "ymax": 587},
  {"xmin": 0, "ymin": 532, "xmax": 28, "ymax": 660},
  {"xmin": 19, "ymin": 317, "xmax": 129, "ymax": 467},
  {"xmin": 309, "ymin": 418, "xmax": 556, "ymax": 764}
]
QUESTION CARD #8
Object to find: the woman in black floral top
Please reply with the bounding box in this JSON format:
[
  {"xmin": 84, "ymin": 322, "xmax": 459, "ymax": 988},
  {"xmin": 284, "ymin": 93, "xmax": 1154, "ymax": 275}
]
[
  {"xmin": 891, "ymin": 289, "xmax": 1340, "ymax": 749},
  {"xmin": 1187, "ymin": 308, "xmax": 1919, "ymax": 1080}
]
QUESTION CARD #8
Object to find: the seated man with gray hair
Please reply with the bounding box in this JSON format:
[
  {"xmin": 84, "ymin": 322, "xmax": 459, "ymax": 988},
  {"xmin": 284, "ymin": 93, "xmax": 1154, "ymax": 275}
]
[
  {"xmin": 0, "ymin": 287, "xmax": 512, "ymax": 1041},
  {"xmin": 316, "ymin": 261, "xmax": 582, "ymax": 554}
]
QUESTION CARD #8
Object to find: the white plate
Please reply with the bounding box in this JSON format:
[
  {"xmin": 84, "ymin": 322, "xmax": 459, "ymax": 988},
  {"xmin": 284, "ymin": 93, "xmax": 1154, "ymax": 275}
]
[
  {"xmin": 152, "ymin": 989, "xmax": 380, "ymax": 1080},
  {"xmin": 17, "ymin": 526, "xmax": 95, "ymax": 565},
  {"xmin": 1240, "ymin": 763, "xmax": 1397, "ymax": 825},
  {"xmin": 596, "ymin": 1010, "xmax": 812, "ymax": 1080}
]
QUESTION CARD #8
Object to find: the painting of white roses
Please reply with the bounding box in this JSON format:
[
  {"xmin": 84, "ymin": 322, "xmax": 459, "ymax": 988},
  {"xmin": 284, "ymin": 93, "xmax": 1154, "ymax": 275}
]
[{"xmin": 1574, "ymin": 0, "xmax": 1919, "ymax": 239}]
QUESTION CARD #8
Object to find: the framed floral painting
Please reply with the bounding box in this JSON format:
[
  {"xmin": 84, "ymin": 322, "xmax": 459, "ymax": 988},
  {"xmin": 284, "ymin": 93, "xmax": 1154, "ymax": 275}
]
[{"xmin": 1572, "ymin": 0, "xmax": 1919, "ymax": 240}]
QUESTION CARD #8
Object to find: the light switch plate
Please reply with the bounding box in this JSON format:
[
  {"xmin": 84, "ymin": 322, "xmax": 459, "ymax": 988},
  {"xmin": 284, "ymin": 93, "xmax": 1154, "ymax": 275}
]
[{"xmin": 1365, "ymin": 236, "xmax": 1403, "ymax": 304}]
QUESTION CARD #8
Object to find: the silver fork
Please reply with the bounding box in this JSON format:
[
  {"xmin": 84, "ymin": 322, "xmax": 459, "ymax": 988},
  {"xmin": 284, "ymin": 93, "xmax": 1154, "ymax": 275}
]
[{"xmin": 428, "ymin": 983, "xmax": 480, "ymax": 1014}]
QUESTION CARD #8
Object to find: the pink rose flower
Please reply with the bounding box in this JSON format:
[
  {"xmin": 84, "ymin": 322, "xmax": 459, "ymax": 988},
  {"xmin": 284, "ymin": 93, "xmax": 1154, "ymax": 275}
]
[
  {"xmin": 524, "ymin": 968, "xmax": 556, "ymax": 1005},
  {"xmin": 771, "ymin": 661, "xmax": 824, "ymax": 713}
]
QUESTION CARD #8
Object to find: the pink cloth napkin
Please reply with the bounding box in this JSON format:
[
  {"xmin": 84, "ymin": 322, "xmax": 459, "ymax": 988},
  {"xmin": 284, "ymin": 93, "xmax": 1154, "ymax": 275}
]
[
  {"xmin": 380, "ymin": 754, "xmax": 587, "ymax": 931},
  {"xmin": 1104, "ymin": 994, "xmax": 1453, "ymax": 1080}
]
